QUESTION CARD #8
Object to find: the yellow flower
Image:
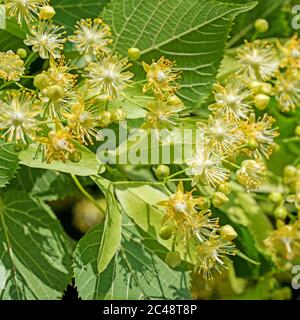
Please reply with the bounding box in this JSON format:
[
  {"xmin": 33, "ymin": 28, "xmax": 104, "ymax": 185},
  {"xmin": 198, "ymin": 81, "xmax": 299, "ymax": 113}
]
[
  {"xmin": 143, "ymin": 57, "xmax": 181, "ymax": 96},
  {"xmin": 0, "ymin": 91, "xmax": 41, "ymax": 144},
  {"xmin": 0, "ymin": 50, "xmax": 25, "ymax": 81},
  {"xmin": 5, "ymin": 0, "xmax": 48, "ymax": 24},
  {"xmin": 158, "ymin": 181, "xmax": 219, "ymax": 244},
  {"xmin": 278, "ymin": 35, "xmax": 300, "ymax": 69},
  {"xmin": 209, "ymin": 81, "xmax": 252, "ymax": 121},
  {"xmin": 239, "ymin": 114, "xmax": 279, "ymax": 159},
  {"xmin": 64, "ymin": 99, "xmax": 101, "ymax": 145},
  {"xmin": 40, "ymin": 124, "xmax": 75, "ymax": 163},
  {"xmin": 275, "ymin": 69, "xmax": 300, "ymax": 112},
  {"xmin": 24, "ymin": 22, "xmax": 66, "ymax": 59},
  {"xmin": 186, "ymin": 151, "xmax": 229, "ymax": 188},
  {"xmin": 196, "ymin": 237, "xmax": 236, "ymax": 280},
  {"xmin": 39, "ymin": 59, "xmax": 78, "ymax": 118},
  {"xmin": 237, "ymin": 40, "xmax": 279, "ymax": 81},
  {"xmin": 69, "ymin": 18, "xmax": 112, "ymax": 60},
  {"xmin": 264, "ymin": 220, "xmax": 300, "ymax": 263},
  {"xmin": 199, "ymin": 116, "xmax": 242, "ymax": 156},
  {"xmin": 85, "ymin": 55, "xmax": 133, "ymax": 100},
  {"xmin": 142, "ymin": 98, "xmax": 184, "ymax": 132},
  {"xmin": 236, "ymin": 159, "xmax": 266, "ymax": 191}
]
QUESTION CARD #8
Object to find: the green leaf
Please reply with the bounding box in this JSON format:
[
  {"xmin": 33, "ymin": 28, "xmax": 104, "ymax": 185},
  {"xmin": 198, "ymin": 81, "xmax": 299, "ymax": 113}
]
[
  {"xmin": 222, "ymin": 0, "xmax": 288, "ymax": 47},
  {"xmin": 102, "ymin": 0, "xmax": 257, "ymax": 105},
  {"xmin": 92, "ymin": 178, "xmax": 122, "ymax": 273},
  {"xmin": 73, "ymin": 219, "xmax": 191, "ymax": 300},
  {"xmin": 0, "ymin": 143, "xmax": 19, "ymax": 188},
  {"xmin": 0, "ymin": 190, "xmax": 72, "ymax": 299},
  {"xmin": 52, "ymin": 0, "xmax": 111, "ymax": 33},
  {"xmin": 10, "ymin": 166, "xmax": 77, "ymax": 201},
  {"xmin": 19, "ymin": 142, "xmax": 103, "ymax": 177}
]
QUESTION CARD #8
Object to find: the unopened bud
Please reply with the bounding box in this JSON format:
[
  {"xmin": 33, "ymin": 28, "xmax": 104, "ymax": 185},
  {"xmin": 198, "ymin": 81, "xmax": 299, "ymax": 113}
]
[
  {"xmin": 69, "ymin": 150, "xmax": 82, "ymax": 163},
  {"xmin": 220, "ymin": 225, "xmax": 238, "ymax": 241},
  {"xmin": 268, "ymin": 192, "xmax": 283, "ymax": 204},
  {"xmin": 39, "ymin": 5, "xmax": 56, "ymax": 20},
  {"xmin": 112, "ymin": 108, "xmax": 126, "ymax": 122},
  {"xmin": 212, "ymin": 192, "xmax": 229, "ymax": 208},
  {"xmin": 159, "ymin": 226, "xmax": 173, "ymax": 240},
  {"xmin": 46, "ymin": 85, "xmax": 64, "ymax": 102},
  {"xmin": 254, "ymin": 19, "xmax": 269, "ymax": 33},
  {"xmin": 17, "ymin": 48, "xmax": 27, "ymax": 59},
  {"xmin": 165, "ymin": 252, "xmax": 181, "ymax": 268},
  {"xmin": 198, "ymin": 197, "xmax": 211, "ymax": 211},
  {"xmin": 128, "ymin": 47, "xmax": 141, "ymax": 61},
  {"xmin": 274, "ymin": 206, "xmax": 288, "ymax": 220},
  {"xmin": 155, "ymin": 165, "xmax": 170, "ymax": 180},
  {"xmin": 283, "ymin": 165, "xmax": 297, "ymax": 178},
  {"xmin": 34, "ymin": 73, "xmax": 50, "ymax": 90},
  {"xmin": 295, "ymin": 125, "xmax": 300, "ymax": 137},
  {"xmin": 218, "ymin": 182, "xmax": 231, "ymax": 195},
  {"xmin": 254, "ymin": 94, "xmax": 270, "ymax": 110},
  {"xmin": 247, "ymin": 138, "xmax": 258, "ymax": 151},
  {"xmin": 100, "ymin": 110, "xmax": 112, "ymax": 127}
]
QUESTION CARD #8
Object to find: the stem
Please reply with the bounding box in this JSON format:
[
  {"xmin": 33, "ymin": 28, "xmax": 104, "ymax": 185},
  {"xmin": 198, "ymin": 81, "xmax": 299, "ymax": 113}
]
[
  {"xmin": 283, "ymin": 137, "xmax": 300, "ymax": 143},
  {"xmin": 0, "ymin": 81, "xmax": 14, "ymax": 90},
  {"xmin": 71, "ymin": 174, "xmax": 105, "ymax": 215},
  {"xmin": 166, "ymin": 168, "xmax": 188, "ymax": 180},
  {"xmin": 222, "ymin": 159, "xmax": 241, "ymax": 170}
]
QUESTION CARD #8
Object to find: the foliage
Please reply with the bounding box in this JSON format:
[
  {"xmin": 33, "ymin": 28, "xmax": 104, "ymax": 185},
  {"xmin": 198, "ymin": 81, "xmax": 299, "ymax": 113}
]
[{"xmin": 0, "ymin": 0, "xmax": 299, "ymax": 301}]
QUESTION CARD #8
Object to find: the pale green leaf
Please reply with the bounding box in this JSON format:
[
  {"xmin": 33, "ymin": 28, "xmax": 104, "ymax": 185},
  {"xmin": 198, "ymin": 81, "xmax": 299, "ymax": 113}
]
[
  {"xmin": 102, "ymin": 0, "xmax": 257, "ymax": 105},
  {"xmin": 0, "ymin": 190, "xmax": 72, "ymax": 299},
  {"xmin": 92, "ymin": 178, "xmax": 122, "ymax": 273},
  {"xmin": 19, "ymin": 142, "xmax": 103, "ymax": 177},
  {"xmin": 73, "ymin": 219, "xmax": 191, "ymax": 300}
]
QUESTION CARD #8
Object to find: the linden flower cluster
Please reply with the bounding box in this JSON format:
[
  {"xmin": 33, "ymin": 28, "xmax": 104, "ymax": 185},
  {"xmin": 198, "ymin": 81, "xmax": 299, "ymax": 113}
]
[
  {"xmin": 158, "ymin": 182, "xmax": 237, "ymax": 280},
  {"xmin": 234, "ymin": 35, "xmax": 300, "ymax": 113},
  {"xmin": 0, "ymin": 1, "xmax": 132, "ymax": 162},
  {"xmin": 142, "ymin": 57, "xmax": 184, "ymax": 133},
  {"xmin": 264, "ymin": 164, "xmax": 300, "ymax": 268}
]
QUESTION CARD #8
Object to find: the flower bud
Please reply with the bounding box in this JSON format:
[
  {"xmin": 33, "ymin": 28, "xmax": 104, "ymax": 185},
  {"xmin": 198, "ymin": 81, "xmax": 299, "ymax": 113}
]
[
  {"xmin": 167, "ymin": 94, "xmax": 182, "ymax": 106},
  {"xmin": 268, "ymin": 192, "xmax": 283, "ymax": 204},
  {"xmin": 46, "ymin": 85, "xmax": 64, "ymax": 102},
  {"xmin": 295, "ymin": 125, "xmax": 300, "ymax": 137},
  {"xmin": 261, "ymin": 83, "xmax": 273, "ymax": 95},
  {"xmin": 283, "ymin": 165, "xmax": 297, "ymax": 178},
  {"xmin": 128, "ymin": 47, "xmax": 141, "ymax": 61},
  {"xmin": 112, "ymin": 108, "xmax": 126, "ymax": 122},
  {"xmin": 247, "ymin": 138, "xmax": 258, "ymax": 151},
  {"xmin": 220, "ymin": 224, "xmax": 238, "ymax": 241},
  {"xmin": 100, "ymin": 110, "xmax": 112, "ymax": 126},
  {"xmin": 69, "ymin": 150, "xmax": 82, "ymax": 163},
  {"xmin": 218, "ymin": 182, "xmax": 231, "ymax": 195},
  {"xmin": 159, "ymin": 226, "xmax": 173, "ymax": 240},
  {"xmin": 165, "ymin": 251, "xmax": 181, "ymax": 268},
  {"xmin": 248, "ymin": 81, "xmax": 263, "ymax": 94},
  {"xmin": 254, "ymin": 19, "xmax": 269, "ymax": 33},
  {"xmin": 198, "ymin": 197, "xmax": 211, "ymax": 211},
  {"xmin": 154, "ymin": 165, "xmax": 170, "ymax": 180},
  {"xmin": 254, "ymin": 94, "xmax": 270, "ymax": 110},
  {"xmin": 39, "ymin": 5, "xmax": 56, "ymax": 20},
  {"xmin": 212, "ymin": 192, "xmax": 229, "ymax": 208},
  {"xmin": 14, "ymin": 141, "xmax": 25, "ymax": 152},
  {"xmin": 17, "ymin": 48, "xmax": 27, "ymax": 59},
  {"xmin": 274, "ymin": 206, "xmax": 288, "ymax": 220},
  {"xmin": 34, "ymin": 73, "xmax": 50, "ymax": 90}
]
